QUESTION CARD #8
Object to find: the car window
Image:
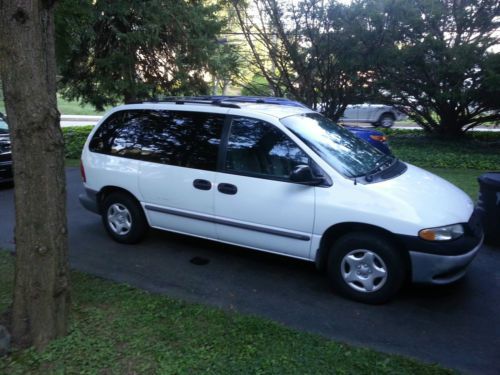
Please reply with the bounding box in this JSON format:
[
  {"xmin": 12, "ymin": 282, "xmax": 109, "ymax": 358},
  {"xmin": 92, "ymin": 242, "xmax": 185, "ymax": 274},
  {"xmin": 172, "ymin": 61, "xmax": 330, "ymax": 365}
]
[
  {"xmin": 89, "ymin": 110, "xmax": 224, "ymax": 171},
  {"xmin": 224, "ymin": 117, "xmax": 311, "ymax": 179}
]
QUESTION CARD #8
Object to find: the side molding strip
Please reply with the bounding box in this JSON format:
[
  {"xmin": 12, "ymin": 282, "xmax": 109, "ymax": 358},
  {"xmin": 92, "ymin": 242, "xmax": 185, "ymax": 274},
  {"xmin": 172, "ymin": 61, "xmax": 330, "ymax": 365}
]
[{"xmin": 145, "ymin": 204, "xmax": 310, "ymax": 241}]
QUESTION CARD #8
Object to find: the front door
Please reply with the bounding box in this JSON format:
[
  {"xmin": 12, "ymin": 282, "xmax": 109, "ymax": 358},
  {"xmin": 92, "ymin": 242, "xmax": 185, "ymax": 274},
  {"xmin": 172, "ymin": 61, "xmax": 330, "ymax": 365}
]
[{"xmin": 214, "ymin": 116, "xmax": 316, "ymax": 259}]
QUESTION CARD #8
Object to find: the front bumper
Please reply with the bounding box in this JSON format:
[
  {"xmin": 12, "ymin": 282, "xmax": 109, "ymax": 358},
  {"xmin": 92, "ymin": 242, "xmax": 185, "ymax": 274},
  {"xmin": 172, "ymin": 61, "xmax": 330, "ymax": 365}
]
[{"xmin": 409, "ymin": 234, "xmax": 483, "ymax": 284}]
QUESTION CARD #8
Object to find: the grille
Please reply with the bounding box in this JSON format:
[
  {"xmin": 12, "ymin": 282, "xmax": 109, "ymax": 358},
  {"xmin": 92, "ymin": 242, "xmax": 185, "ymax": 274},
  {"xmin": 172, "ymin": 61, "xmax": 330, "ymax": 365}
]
[{"xmin": 0, "ymin": 142, "xmax": 10, "ymax": 154}]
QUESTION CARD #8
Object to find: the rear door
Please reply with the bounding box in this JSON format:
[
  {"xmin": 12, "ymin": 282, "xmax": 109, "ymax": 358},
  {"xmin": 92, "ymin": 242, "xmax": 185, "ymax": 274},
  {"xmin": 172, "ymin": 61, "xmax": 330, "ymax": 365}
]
[
  {"xmin": 214, "ymin": 116, "xmax": 316, "ymax": 259},
  {"xmin": 137, "ymin": 109, "xmax": 226, "ymax": 240}
]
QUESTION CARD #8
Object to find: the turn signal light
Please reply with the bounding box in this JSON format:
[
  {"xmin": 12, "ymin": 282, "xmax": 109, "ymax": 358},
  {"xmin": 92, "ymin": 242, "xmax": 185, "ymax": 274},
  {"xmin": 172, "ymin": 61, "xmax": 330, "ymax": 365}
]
[
  {"xmin": 370, "ymin": 135, "xmax": 387, "ymax": 142},
  {"xmin": 418, "ymin": 224, "xmax": 464, "ymax": 241},
  {"xmin": 419, "ymin": 229, "xmax": 436, "ymax": 241}
]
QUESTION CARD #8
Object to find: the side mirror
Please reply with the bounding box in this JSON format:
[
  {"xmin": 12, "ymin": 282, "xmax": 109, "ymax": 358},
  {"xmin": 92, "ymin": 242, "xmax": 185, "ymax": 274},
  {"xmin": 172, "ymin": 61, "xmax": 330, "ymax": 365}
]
[{"xmin": 290, "ymin": 165, "xmax": 325, "ymax": 186}]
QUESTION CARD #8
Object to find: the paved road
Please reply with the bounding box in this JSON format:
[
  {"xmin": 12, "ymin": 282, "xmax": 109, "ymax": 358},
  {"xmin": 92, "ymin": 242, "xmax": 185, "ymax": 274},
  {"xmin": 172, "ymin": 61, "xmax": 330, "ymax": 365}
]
[{"xmin": 1, "ymin": 169, "xmax": 499, "ymax": 374}]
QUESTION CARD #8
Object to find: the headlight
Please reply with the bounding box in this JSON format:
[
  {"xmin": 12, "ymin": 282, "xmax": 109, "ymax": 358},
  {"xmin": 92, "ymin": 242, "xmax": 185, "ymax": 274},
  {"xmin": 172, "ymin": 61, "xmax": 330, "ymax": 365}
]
[{"xmin": 419, "ymin": 224, "xmax": 464, "ymax": 241}]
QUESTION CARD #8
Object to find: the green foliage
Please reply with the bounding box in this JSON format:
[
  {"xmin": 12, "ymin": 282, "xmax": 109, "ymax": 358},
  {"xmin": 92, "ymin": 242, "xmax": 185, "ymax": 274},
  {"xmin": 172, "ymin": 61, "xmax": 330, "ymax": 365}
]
[
  {"xmin": 241, "ymin": 74, "xmax": 274, "ymax": 96},
  {"xmin": 355, "ymin": 0, "xmax": 500, "ymax": 136},
  {"xmin": 233, "ymin": 0, "xmax": 371, "ymax": 120},
  {"xmin": 56, "ymin": 0, "xmax": 238, "ymax": 110},
  {"xmin": 0, "ymin": 252, "xmax": 451, "ymax": 374},
  {"xmin": 63, "ymin": 126, "xmax": 94, "ymax": 159},
  {"xmin": 385, "ymin": 130, "xmax": 500, "ymax": 169}
]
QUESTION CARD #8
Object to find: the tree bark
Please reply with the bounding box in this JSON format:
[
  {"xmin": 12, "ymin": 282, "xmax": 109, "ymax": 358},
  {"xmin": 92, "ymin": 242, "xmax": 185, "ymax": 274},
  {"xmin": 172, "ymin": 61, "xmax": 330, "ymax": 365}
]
[{"xmin": 0, "ymin": 0, "xmax": 70, "ymax": 349}]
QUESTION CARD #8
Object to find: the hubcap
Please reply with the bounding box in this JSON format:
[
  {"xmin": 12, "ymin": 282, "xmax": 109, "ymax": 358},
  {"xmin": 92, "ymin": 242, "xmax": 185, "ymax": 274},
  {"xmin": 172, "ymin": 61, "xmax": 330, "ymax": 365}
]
[
  {"xmin": 340, "ymin": 250, "xmax": 388, "ymax": 293},
  {"xmin": 107, "ymin": 203, "xmax": 132, "ymax": 235},
  {"xmin": 381, "ymin": 117, "xmax": 394, "ymax": 128}
]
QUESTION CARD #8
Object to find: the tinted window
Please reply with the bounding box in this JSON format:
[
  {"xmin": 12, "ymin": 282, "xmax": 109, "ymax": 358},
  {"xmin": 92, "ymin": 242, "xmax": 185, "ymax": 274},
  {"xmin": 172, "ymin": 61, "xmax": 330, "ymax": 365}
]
[
  {"xmin": 225, "ymin": 117, "xmax": 310, "ymax": 179},
  {"xmin": 90, "ymin": 110, "xmax": 224, "ymax": 171}
]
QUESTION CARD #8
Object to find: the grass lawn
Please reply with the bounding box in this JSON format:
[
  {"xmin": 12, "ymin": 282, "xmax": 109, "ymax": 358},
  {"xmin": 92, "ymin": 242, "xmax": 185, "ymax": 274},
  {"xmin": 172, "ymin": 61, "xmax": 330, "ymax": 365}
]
[
  {"xmin": 56, "ymin": 95, "xmax": 111, "ymax": 116},
  {"xmin": 0, "ymin": 253, "xmax": 449, "ymax": 375},
  {"xmin": 1, "ymin": 96, "xmax": 110, "ymax": 116}
]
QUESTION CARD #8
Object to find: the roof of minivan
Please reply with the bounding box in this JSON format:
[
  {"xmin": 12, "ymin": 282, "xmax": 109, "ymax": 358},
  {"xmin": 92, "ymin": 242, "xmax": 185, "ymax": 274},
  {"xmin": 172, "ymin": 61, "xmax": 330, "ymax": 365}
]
[{"xmin": 114, "ymin": 101, "xmax": 315, "ymax": 120}]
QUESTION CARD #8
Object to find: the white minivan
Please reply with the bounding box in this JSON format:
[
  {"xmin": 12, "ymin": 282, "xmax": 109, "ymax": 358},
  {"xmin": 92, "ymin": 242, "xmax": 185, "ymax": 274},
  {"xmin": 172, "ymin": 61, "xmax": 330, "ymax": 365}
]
[{"xmin": 79, "ymin": 99, "xmax": 483, "ymax": 303}]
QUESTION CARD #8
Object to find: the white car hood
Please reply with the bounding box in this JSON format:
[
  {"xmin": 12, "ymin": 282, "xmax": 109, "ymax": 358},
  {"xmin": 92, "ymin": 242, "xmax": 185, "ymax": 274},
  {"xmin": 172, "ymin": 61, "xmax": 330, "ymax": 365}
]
[{"xmin": 362, "ymin": 163, "xmax": 474, "ymax": 231}]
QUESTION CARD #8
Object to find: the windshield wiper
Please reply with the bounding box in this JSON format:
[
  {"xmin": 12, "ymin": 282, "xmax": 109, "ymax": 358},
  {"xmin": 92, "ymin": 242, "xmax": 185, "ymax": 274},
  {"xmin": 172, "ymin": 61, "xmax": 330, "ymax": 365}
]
[{"xmin": 365, "ymin": 155, "xmax": 396, "ymax": 182}]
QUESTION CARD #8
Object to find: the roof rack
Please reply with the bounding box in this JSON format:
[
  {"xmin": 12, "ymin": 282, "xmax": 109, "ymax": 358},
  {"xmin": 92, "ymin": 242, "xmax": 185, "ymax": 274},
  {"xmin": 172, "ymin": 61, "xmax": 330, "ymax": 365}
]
[
  {"xmin": 144, "ymin": 96, "xmax": 241, "ymax": 109},
  {"xmin": 188, "ymin": 96, "xmax": 309, "ymax": 108},
  {"xmin": 139, "ymin": 95, "xmax": 309, "ymax": 109}
]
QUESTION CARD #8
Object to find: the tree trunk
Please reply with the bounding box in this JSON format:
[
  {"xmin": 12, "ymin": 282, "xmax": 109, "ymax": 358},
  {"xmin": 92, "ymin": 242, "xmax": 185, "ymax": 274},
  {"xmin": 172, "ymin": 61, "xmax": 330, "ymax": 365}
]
[
  {"xmin": 0, "ymin": 0, "xmax": 70, "ymax": 350},
  {"xmin": 438, "ymin": 113, "xmax": 462, "ymax": 138}
]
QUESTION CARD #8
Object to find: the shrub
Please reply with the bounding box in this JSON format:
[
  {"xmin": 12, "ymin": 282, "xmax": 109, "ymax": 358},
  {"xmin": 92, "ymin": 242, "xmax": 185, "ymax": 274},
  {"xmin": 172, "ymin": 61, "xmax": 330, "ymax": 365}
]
[{"xmin": 63, "ymin": 126, "xmax": 93, "ymax": 159}]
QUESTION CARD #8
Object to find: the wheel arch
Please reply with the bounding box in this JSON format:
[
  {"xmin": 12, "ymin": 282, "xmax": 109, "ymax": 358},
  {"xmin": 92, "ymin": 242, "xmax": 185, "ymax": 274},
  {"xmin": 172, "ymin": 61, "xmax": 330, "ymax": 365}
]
[
  {"xmin": 379, "ymin": 111, "xmax": 396, "ymax": 121},
  {"xmin": 96, "ymin": 186, "xmax": 140, "ymax": 213},
  {"xmin": 315, "ymin": 222, "xmax": 410, "ymax": 274}
]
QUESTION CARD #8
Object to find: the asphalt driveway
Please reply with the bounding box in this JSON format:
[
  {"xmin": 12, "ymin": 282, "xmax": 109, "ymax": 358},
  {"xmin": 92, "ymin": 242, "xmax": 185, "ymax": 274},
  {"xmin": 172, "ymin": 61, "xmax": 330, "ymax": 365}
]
[{"xmin": 1, "ymin": 168, "xmax": 499, "ymax": 374}]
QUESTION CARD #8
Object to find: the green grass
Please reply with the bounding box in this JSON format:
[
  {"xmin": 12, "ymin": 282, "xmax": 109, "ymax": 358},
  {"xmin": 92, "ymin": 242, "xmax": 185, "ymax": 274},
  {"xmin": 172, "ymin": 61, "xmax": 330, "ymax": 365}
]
[
  {"xmin": 0, "ymin": 253, "xmax": 449, "ymax": 374},
  {"xmin": 0, "ymin": 96, "xmax": 110, "ymax": 116},
  {"xmin": 387, "ymin": 131, "xmax": 500, "ymax": 170},
  {"xmin": 56, "ymin": 95, "xmax": 111, "ymax": 116}
]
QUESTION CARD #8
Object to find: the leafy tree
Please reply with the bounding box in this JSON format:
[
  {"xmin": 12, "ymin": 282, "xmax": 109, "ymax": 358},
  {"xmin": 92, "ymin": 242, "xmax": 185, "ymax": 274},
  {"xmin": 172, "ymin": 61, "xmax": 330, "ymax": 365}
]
[
  {"xmin": 0, "ymin": 1, "xmax": 70, "ymax": 349},
  {"xmin": 356, "ymin": 0, "xmax": 500, "ymax": 136},
  {"xmin": 56, "ymin": 0, "xmax": 239, "ymax": 110},
  {"xmin": 241, "ymin": 73, "xmax": 274, "ymax": 96},
  {"xmin": 232, "ymin": 0, "xmax": 372, "ymax": 120}
]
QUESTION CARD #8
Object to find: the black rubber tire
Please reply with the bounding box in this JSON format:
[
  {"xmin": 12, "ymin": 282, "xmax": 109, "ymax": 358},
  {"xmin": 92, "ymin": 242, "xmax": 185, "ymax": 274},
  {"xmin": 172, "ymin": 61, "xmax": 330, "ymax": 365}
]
[
  {"xmin": 377, "ymin": 114, "xmax": 395, "ymax": 128},
  {"xmin": 327, "ymin": 232, "xmax": 406, "ymax": 304},
  {"xmin": 101, "ymin": 191, "xmax": 148, "ymax": 244}
]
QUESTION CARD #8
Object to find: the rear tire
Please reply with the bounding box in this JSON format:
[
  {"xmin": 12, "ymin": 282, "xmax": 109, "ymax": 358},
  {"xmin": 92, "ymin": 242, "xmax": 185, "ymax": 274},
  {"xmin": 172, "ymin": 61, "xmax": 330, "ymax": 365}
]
[
  {"xmin": 327, "ymin": 232, "xmax": 406, "ymax": 304},
  {"xmin": 102, "ymin": 192, "xmax": 148, "ymax": 244},
  {"xmin": 377, "ymin": 114, "xmax": 395, "ymax": 128}
]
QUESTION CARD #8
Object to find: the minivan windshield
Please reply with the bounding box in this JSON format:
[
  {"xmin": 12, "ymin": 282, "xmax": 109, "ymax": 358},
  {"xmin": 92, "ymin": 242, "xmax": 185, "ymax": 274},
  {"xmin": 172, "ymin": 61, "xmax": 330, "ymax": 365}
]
[{"xmin": 281, "ymin": 113, "xmax": 392, "ymax": 178}]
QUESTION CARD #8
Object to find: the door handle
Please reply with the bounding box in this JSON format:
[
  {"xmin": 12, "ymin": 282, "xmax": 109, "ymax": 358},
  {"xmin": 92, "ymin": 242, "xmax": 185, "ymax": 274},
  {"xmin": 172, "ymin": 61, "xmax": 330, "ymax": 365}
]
[
  {"xmin": 218, "ymin": 183, "xmax": 238, "ymax": 195},
  {"xmin": 193, "ymin": 179, "xmax": 212, "ymax": 191}
]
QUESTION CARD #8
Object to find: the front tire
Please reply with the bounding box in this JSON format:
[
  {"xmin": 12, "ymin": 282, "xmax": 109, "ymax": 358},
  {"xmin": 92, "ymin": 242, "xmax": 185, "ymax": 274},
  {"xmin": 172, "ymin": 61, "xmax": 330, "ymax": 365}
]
[
  {"xmin": 327, "ymin": 232, "xmax": 406, "ymax": 304},
  {"xmin": 102, "ymin": 192, "xmax": 148, "ymax": 244}
]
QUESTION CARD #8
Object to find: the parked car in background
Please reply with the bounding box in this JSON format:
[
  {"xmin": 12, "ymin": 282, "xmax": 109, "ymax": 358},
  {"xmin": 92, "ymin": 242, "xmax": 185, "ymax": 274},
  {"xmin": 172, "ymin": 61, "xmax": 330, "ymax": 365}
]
[
  {"xmin": 343, "ymin": 125, "xmax": 391, "ymax": 155},
  {"xmin": 0, "ymin": 113, "xmax": 13, "ymax": 184},
  {"xmin": 189, "ymin": 96, "xmax": 392, "ymax": 154},
  {"xmin": 340, "ymin": 104, "xmax": 407, "ymax": 128}
]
